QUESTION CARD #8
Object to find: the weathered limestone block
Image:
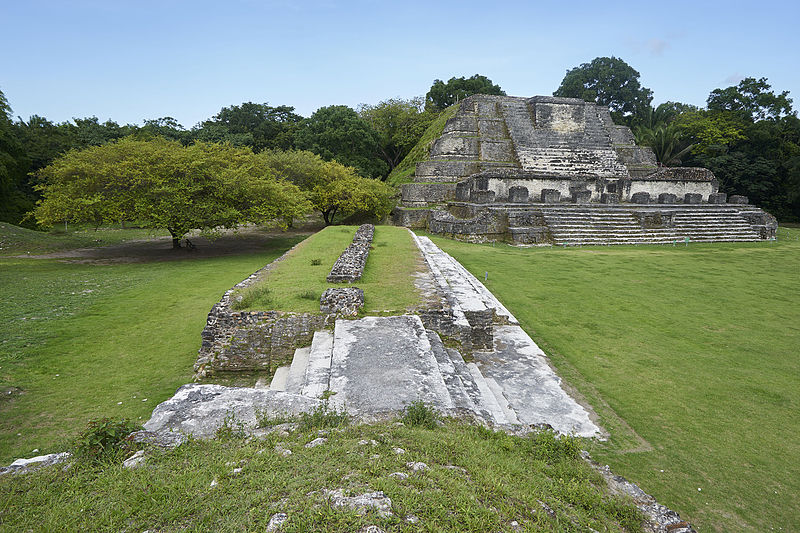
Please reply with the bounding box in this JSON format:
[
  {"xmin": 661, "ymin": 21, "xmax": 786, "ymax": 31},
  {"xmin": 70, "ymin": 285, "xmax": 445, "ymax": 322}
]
[
  {"xmin": 455, "ymin": 181, "xmax": 471, "ymax": 201},
  {"xmin": 684, "ymin": 193, "xmax": 703, "ymax": 204},
  {"xmin": 470, "ymin": 190, "xmax": 495, "ymax": 204},
  {"xmin": 508, "ymin": 186, "xmax": 529, "ymax": 203},
  {"xmin": 601, "ymin": 193, "xmax": 619, "ymax": 204},
  {"xmin": 463, "ymin": 309, "xmax": 493, "ymax": 350},
  {"xmin": 631, "ymin": 192, "xmax": 651, "ymax": 204},
  {"xmin": 658, "ymin": 193, "xmax": 677, "ymax": 204},
  {"xmin": 320, "ymin": 288, "xmax": 364, "ymax": 316},
  {"xmin": 572, "ymin": 190, "xmax": 592, "ymax": 204},
  {"xmin": 541, "ymin": 189, "xmax": 561, "ymax": 203},
  {"xmin": 728, "ymin": 195, "xmax": 749, "ymax": 204},
  {"xmin": 400, "ymin": 183, "xmax": 456, "ymax": 206},
  {"xmin": 708, "ymin": 192, "xmax": 727, "ymax": 204},
  {"xmin": 391, "ymin": 207, "xmax": 429, "ymax": 228}
]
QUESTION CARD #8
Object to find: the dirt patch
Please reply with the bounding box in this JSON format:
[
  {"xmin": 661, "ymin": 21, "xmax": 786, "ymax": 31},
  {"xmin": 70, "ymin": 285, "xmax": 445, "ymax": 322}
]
[{"xmin": 13, "ymin": 225, "xmax": 323, "ymax": 264}]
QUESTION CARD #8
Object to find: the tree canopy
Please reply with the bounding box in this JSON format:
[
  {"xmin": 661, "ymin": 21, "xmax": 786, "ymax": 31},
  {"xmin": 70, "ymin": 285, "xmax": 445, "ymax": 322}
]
[
  {"xmin": 295, "ymin": 105, "xmax": 388, "ymax": 179},
  {"xmin": 425, "ymin": 75, "xmax": 505, "ymax": 111},
  {"xmin": 707, "ymin": 77, "xmax": 795, "ymax": 122},
  {"xmin": 553, "ymin": 56, "xmax": 653, "ymax": 123},
  {"xmin": 358, "ymin": 98, "xmax": 436, "ymax": 172},
  {"xmin": 34, "ymin": 138, "xmax": 310, "ymax": 247},
  {"xmin": 193, "ymin": 102, "xmax": 302, "ymax": 151}
]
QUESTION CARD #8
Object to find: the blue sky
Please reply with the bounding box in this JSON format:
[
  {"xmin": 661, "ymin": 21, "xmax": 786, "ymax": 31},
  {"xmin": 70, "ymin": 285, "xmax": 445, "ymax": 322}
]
[{"xmin": 2, "ymin": 0, "xmax": 798, "ymax": 127}]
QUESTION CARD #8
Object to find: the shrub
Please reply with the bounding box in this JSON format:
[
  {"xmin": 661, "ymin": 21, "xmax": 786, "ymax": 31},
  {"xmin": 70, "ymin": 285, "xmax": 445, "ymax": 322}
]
[
  {"xmin": 401, "ymin": 400, "xmax": 440, "ymax": 429},
  {"xmin": 298, "ymin": 289, "xmax": 318, "ymax": 301},
  {"xmin": 310, "ymin": 258, "xmax": 322, "ymax": 266},
  {"xmin": 75, "ymin": 417, "xmax": 141, "ymax": 463},
  {"xmin": 297, "ymin": 402, "xmax": 350, "ymax": 432}
]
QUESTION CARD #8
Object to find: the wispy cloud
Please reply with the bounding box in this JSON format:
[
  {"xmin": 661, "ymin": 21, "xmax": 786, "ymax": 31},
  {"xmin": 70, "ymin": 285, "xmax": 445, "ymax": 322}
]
[
  {"xmin": 723, "ymin": 73, "xmax": 745, "ymax": 85},
  {"xmin": 646, "ymin": 38, "xmax": 670, "ymax": 56}
]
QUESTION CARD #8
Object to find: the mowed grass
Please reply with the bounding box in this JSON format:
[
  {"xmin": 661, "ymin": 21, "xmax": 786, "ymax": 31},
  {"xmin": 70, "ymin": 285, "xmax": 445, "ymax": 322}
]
[
  {"xmin": 430, "ymin": 227, "xmax": 800, "ymax": 532},
  {"xmin": 0, "ymin": 418, "xmax": 644, "ymax": 532},
  {"xmin": 0, "ymin": 235, "xmax": 303, "ymax": 464},
  {"xmin": 234, "ymin": 225, "xmax": 422, "ymax": 314},
  {"xmin": 0, "ymin": 221, "xmax": 168, "ymax": 255}
]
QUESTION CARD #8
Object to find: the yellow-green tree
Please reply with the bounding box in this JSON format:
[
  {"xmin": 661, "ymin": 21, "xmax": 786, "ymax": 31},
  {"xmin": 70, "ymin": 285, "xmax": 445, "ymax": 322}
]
[{"xmin": 34, "ymin": 137, "xmax": 310, "ymax": 247}]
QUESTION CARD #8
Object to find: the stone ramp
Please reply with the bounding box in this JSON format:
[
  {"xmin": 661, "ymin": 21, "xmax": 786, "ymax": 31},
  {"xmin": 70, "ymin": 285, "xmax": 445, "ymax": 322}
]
[{"xmin": 327, "ymin": 315, "xmax": 454, "ymax": 416}]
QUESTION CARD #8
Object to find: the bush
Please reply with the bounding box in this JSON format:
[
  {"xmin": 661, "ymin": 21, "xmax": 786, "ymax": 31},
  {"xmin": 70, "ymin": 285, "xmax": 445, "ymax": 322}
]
[
  {"xmin": 401, "ymin": 400, "xmax": 440, "ymax": 429},
  {"xmin": 75, "ymin": 418, "xmax": 141, "ymax": 463}
]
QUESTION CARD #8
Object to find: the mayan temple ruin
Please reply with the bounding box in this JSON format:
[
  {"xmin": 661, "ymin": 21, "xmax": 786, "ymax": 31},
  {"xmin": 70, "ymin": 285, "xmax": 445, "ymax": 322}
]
[{"xmin": 394, "ymin": 95, "xmax": 778, "ymax": 245}]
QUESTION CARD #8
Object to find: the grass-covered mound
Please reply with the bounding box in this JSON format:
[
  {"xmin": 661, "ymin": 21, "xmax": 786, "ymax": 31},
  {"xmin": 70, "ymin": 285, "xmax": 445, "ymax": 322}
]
[
  {"xmin": 386, "ymin": 105, "xmax": 458, "ymax": 187},
  {"xmin": 232, "ymin": 225, "xmax": 422, "ymax": 314},
  {"xmin": 0, "ymin": 232, "xmax": 304, "ymax": 464},
  {"xmin": 431, "ymin": 227, "xmax": 800, "ymax": 532},
  {"xmin": 0, "ymin": 413, "xmax": 644, "ymax": 532}
]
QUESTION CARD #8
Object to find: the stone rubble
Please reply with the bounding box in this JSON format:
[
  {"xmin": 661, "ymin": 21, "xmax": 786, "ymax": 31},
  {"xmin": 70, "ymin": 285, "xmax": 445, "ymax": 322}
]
[
  {"xmin": 326, "ymin": 224, "xmax": 375, "ymax": 283},
  {"xmin": 319, "ymin": 287, "xmax": 364, "ymax": 316},
  {"xmin": 324, "ymin": 488, "xmax": 393, "ymax": 518}
]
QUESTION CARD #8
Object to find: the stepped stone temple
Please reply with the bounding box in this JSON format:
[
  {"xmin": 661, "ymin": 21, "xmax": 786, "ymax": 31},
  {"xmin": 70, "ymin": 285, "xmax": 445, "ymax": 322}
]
[{"xmin": 393, "ymin": 95, "xmax": 777, "ymax": 245}]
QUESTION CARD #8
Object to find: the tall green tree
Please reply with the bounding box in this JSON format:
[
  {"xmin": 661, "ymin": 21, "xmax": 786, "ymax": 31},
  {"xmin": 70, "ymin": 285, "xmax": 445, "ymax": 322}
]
[
  {"xmin": 0, "ymin": 88, "xmax": 31, "ymax": 224},
  {"xmin": 553, "ymin": 56, "xmax": 653, "ymax": 124},
  {"xmin": 358, "ymin": 97, "xmax": 436, "ymax": 171},
  {"xmin": 192, "ymin": 102, "xmax": 302, "ymax": 151},
  {"xmin": 707, "ymin": 77, "xmax": 794, "ymax": 122},
  {"xmin": 295, "ymin": 105, "xmax": 388, "ymax": 179},
  {"xmin": 425, "ymin": 75, "xmax": 505, "ymax": 111},
  {"xmin": 34, "ymin": 138, "xmax": 310, "ymax": 247}
]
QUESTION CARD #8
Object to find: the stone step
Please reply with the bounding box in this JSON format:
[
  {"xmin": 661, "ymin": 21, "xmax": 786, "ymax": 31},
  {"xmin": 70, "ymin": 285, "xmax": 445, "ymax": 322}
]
[
  {"xmin": 467, "ymin": 363, "xmax": 510, "ymax": 425},
  {"xmin": 284, "ymin": 346, "xmax": 311, "ymax": 395},
  {"xmin": 269, "ymin": 366, "xmax": 290, "ymax": 391},
  {"xmin": 484, "ymin": 375, "xmax": 520, "ymax": 424},
  {"xmin": 445, "ymin": 347, "xmax": 507, "ymax": 424},
  {"xmin": 426, "ymin": 331, "xmax": 477, "ymax": 415},
  {"xmin": 299, "ymin": 330, "xmax": 334, "ymax": 399}
]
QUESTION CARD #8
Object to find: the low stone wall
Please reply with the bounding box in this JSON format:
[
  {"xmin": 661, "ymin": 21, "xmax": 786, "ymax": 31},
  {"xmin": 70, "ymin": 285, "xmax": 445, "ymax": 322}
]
[
  {"xmin": 320, "ymin": 287, "xmax": 364, "ymax": 316},
  {"xmin": 327, "ymin": 224, "xmax": 375, "ymax": 283}
]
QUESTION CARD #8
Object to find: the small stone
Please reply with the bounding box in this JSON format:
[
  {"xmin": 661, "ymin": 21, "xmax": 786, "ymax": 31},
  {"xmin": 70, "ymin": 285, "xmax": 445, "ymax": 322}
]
[
  {"xmin": 305, "ymin": 437, "xmax": 327, "ymax": 448},
  {"xmin": 405, "ymin": 461, "xmax": 428, "ymax": 472},
  {"xmin": 392, "ymin": 447, "xmax": 405, "ymax": 455},
  {"xmin": 275, "ymin": 444, "xmax": 292, "ymax": 457},
  {"xmin": 405, "ymin": 514, "xmax": 419, "ymax": 524},
  {"xmin": 232, "ymin": 467, "xmax": 243, "ymax": 474},
  {"xmin": 265, "ymin": 512, "xmax": 288, "ymax": 531},
  {"xmin": 122, "ymin": 450, "xmax": 146, "ymax": 469},
  {"xmin": 210, "ymin": 478, "xmax": 219, "ymax": 488},
  {"xmin": 370, "ymin": 454, "xmax": 380, "ymax": 459},
  {"xmin": 389, "ymin": 472, "xmax": 409, "ymax": 480},
  {"xmin": 117, "ymin": 401, "xmax": 123, "ymax": 405}
]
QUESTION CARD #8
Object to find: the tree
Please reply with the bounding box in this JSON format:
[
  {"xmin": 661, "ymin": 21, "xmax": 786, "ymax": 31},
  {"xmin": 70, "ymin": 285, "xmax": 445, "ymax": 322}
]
[
  {"xmin": 192, "ymin": 102, "xmax": 302, "ymax": 151},
  {"xmin": 425, "ymin": 75, "xmax": 505, "ymax": 111},
  {"xmin": 635, "ymin": 123, "xmax": 694, "ymax": 166},
  {"xmin": 306, "ymin": 161, "xmax": 395, "ymax": 225},
  {"xmin": 0, "ymin": 88, "xmax": 34, "ymax": 225},
  {"xmin": 256, "ymin": 149, "xmax": 395, "ymax": 225},
  {"xmin": 358, "ymin": 97, "xmax": 436, "ymax": 172},
  {"xmin": 295, "ymin": 105, "xmax": 388, "ymax": 179},
  {"xmin": 553, "ymin": 56, "xmax": 653, "ymax": 124},
  {"xmin": 137, "ymin": 117, "xmax": 188, "ymax": 143},
  {"xmin": 34, "ymin": 138, "xmax": 310, "ymax": 247},
  {"xmin": 707, "ymin": 77, "xmax": 795, "ymax": 122}
]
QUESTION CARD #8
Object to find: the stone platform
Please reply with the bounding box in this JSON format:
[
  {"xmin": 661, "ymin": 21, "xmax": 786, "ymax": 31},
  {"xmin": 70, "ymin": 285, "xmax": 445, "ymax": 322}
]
[
  {"xmin": 395, "ymin": 93, "xmax": 778, "ymax": 244},
  {"xmin": 145, "ymin": 234, "xmax": 600, "ymax": 437}
]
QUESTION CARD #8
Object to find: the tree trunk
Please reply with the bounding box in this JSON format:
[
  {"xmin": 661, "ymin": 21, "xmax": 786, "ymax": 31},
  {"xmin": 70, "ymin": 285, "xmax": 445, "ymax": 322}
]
[{"xmin": 168, "ymin": 228, "xmax": 182, "ymax": 248}]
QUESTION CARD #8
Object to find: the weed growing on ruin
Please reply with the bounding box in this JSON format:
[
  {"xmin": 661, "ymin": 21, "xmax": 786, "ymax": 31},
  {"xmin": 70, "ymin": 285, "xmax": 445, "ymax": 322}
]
[
  {"xmin": 215, "ymin": 412, "xmax": 247, "ymax": 440},
  {"xmin": 297, "ymin": 402, "xmax": 350, "ymax": 432},
  {"xmin": 231, "ymin": 284, "xmax": 273, "ymax": 310},
  {"xmin": 401, "ymin": 400, "xmax": 440, "ymax": 429},
  {"xmin": 74, "ymin": 417, "xmax": 141, "ymax": 463}
]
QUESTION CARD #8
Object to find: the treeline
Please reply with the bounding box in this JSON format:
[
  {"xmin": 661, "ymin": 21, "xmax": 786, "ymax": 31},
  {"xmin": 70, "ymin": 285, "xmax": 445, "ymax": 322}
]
[
  {"xmin": 0, "ymin": 74, "xmax": 505, "ymax": 227},
  {"xmin": 555, "ymin": 57, "xmax": 800, "ymax": 221}
]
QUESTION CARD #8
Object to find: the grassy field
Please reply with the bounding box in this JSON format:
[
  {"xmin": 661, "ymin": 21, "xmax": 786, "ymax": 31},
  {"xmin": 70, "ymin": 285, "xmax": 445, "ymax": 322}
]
[
  {"xmin": 234, "ymin": 225, "xmax": 422, "ymax": 314},
  {"xmin": 0, "ymin": 412, "xmax": 644, "ymax": 532},
  {"xmin": 430, "ymin": 227, "xmax": 800, "ymax": 532},
  {"xmin": 0, "ymin": 221, "xmax": 169, "ymax": 255},
  {"xmin": 0, "ymin": 229, "xmax": 304, "ymax": 464}
]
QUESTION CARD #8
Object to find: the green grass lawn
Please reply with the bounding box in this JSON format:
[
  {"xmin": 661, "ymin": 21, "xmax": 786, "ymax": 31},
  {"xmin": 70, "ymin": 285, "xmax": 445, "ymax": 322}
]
[
  {"xmin": 234, "ymin": 225, "xmax": 422, "ymax": 314},
  {"xmin": 430, "ymin": 227, "xmax": 800, "ymax": 532},
  {"xmin": 0, "ymin": 234, "xmax": 304, "ymax": 464},
  {"xmin": 0, "ymin": 415, "xmax": 644, "ymax": 532},
  {"xmin": 0, "ymin": 221, "xmax": 169, "ymax": 255}
]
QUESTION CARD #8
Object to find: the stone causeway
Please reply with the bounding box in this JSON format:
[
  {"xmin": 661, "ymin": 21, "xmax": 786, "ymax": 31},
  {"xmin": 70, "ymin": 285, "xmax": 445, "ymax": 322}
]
[
  {"xmin": 393, "ymin": 94, "xmax": 777, "ymax": 245},
  {"xmin": 148, "ymin": 232, "xmax": 599, "ymax": 437}
]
